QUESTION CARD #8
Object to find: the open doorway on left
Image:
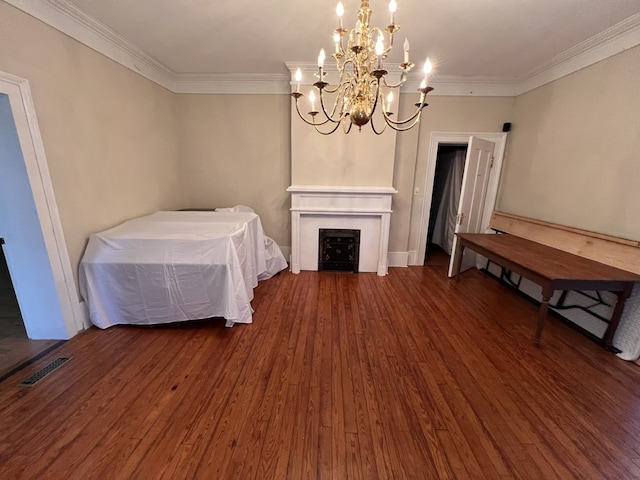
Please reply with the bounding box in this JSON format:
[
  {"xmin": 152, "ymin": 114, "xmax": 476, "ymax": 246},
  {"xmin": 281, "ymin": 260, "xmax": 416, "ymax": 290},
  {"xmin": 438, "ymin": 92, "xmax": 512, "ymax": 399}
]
[{"xmin": 0, "ymin": 245, "xmax": 61, "ymax": 381}]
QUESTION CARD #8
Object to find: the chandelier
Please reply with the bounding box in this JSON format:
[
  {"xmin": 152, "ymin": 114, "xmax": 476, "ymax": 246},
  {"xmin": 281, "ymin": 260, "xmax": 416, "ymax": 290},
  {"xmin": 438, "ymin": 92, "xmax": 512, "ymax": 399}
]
[{"xmin": 291, "ymin": 0, "xmax": 433, "ymax": 135}]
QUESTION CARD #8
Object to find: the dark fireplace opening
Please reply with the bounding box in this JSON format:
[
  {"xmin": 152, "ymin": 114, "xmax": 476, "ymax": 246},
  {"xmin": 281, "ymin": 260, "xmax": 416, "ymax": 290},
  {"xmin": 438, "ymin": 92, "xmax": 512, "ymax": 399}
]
[{"xmin": 318, "ymin": 229, "xmax": 360, "ymax": 273}]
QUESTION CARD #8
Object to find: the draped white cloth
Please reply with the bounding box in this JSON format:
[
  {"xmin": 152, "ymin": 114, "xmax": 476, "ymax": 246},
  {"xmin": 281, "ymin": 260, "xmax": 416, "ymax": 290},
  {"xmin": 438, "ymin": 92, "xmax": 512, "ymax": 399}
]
[
  {"xmin": 431, "ymin": 148, "xmax": 466, "ymax": 254},
  {"xmin": 79, "ymin": 210, "xmax": 286, "ymax": 328},
  {"xmin": 215, "ymin": 205, "xmax": 288, "ymax": 280}
]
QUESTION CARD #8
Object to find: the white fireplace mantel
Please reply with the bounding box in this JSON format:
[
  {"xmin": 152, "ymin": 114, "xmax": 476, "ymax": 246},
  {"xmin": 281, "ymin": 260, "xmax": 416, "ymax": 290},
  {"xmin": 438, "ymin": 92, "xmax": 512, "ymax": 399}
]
[{"xmin": 287, "ymin": 185, "xmax": 397, "ymax": 276}]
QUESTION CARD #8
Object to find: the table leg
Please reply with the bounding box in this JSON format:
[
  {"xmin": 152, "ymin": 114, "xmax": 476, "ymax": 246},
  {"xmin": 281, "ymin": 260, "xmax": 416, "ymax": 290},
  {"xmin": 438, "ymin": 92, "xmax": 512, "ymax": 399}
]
[
  {"xmin": 454, "ymin": 243, "xmax": 465, "ymax": 281},
  {"xmin": 535, "ymin": 288, "xmax": 553, "ymax": 346},
  {"xmin": 602, "ymin": 283, "xmax": 633, "ymax": 350}
]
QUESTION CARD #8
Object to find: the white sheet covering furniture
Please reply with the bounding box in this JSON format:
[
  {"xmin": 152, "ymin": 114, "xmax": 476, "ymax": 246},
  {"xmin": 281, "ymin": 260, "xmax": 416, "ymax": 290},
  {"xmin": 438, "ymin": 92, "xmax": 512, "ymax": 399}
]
[
  {"xmin": 79, "ymin": 210, "xmax": 286, "ymax": 328},
  {"xmin": 214, "ymin": 204, "xmax": 288, "ymax": 280}
]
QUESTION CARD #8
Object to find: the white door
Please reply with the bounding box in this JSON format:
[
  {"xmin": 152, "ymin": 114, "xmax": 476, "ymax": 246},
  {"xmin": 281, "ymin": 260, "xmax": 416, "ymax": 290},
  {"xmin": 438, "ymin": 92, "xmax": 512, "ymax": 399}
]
[{"xmin": 447, "ymin": 136, "xmax": 495, "ymax": 277}]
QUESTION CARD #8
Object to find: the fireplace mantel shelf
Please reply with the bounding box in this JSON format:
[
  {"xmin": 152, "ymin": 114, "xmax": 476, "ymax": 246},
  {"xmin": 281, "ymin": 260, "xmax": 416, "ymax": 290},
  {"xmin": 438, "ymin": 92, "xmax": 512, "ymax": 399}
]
[
  {"xmin": 287, "ymin": 185, "xmax": 398, "ymax": 194},
  {"xmin": 290, "ymin": 207, "xmax": 392, "ymax": 214}
]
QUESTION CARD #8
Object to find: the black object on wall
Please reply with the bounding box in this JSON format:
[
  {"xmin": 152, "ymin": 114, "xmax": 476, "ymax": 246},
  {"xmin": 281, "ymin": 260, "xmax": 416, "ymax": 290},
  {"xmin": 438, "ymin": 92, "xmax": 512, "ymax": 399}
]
[{"xmin": 502, "ymin": 122, "xmax": 511, "ymax": 132}]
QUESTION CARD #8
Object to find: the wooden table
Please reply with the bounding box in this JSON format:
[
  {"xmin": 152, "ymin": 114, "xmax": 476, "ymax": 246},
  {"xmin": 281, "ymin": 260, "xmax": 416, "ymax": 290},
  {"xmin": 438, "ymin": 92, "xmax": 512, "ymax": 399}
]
[{"xmin": 453, "ymin": 233, "xmax": 640, "ymax": 347}]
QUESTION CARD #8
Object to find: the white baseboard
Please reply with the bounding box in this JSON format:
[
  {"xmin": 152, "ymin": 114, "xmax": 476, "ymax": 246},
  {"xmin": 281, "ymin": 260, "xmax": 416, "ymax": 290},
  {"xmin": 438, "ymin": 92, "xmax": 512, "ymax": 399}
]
[
  {"xmin": 388, "ymin": 251, "xmax": 409, "ymax": 267},
  {"xmin": 407, "ymin": 250, "xmax": 419, "ymax": 266}
]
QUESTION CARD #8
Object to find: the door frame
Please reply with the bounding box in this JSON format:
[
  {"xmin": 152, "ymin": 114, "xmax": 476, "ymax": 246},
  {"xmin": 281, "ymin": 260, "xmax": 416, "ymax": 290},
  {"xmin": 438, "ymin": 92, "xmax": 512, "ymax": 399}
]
[
  {"xmin": 415, "ymin": 131, "xmax": 508, "ymax": 265},
  {"xmin": 0, "ymin": 70, "xmax": 84, "ymax": 338}
]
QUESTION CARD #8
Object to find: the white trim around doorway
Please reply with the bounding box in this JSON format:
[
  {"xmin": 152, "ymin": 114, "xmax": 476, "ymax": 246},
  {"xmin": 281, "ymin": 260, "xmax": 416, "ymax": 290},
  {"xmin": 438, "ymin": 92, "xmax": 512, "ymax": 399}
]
[{"xmin": 0, "ymin": 70, "xmax": 84, "ymax": 338}]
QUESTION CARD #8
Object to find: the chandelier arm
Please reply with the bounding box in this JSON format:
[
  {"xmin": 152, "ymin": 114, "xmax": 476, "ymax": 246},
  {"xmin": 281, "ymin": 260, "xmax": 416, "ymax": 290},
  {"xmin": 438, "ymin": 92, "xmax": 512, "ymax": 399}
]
[
  {"xmin": 320, "ymin": 66, "xmax": 350, "ymax": 95},
  {"xmin": 382, "ymin": 76, "xmax": 405, "ymax": 89},
  {"xmin": 321, "ymin": 84, "xmax": 342, "ymax": 94},
  {"xmin": 381, "ymin": 95, "xmax": 428, "ymax": 126},
  {"xmin": 382, "ymin": 105, "xmax": 425, "ymax": 128},
  {"xmin": 369, "ymin": 113, "xmax": 387, "ymax": 135},
  {"xmin": 384, "ymin": 114, "xmax": 423, "ymax": 132},
  {"xmin": 383, "ymin": 108, "xmax": 423, "ymax": 126},
  {"xmin": 321, "ymin": 70, "xmax": 345, "ymax": 94},
  {"xmin": 364, "ymin": 79, "xmax": 386, "ymax": 135},
  {"xmin": 367, "ymin": 27, "xmax": 393, "ymax": 59},
  {"xmin": 317, "ymin": 89, "xmax": 344, "ymax": 124},
  {"xmin": 293, "ymin": 98, "xmax": 332, "ymax": 127},
  {"xmin": 371, "ymin": 77, "xmax": 382, "ymax": 110},
  {"xmin": 313, "ymin": 120, "xmax": 346, "ymax": 135}
]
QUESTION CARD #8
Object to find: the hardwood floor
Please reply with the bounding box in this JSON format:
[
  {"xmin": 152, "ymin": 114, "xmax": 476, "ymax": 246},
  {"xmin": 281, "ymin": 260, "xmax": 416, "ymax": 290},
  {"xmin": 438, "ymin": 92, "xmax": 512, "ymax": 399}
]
[
  {"xmin": 0, "ymin": 266, "xmax": 639, "ymax": 479},
  {"xmin": 424, "ymin": 243, "xmax": 450, "ymax": 266}
]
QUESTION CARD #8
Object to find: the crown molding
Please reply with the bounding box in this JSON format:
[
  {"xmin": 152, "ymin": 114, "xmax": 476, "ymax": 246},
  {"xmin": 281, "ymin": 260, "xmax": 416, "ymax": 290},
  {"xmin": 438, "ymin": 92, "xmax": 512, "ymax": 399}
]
[
  {"xmin": 6, "ymin": 1, "xmax": 640, "ymax": 96},
  {"xmin": 5, "ymin": 0, "xmax": 176, "ymax": 91},
  {"xmin": 403, "ymin": 76, "xmax": 520, "ymax": 97},
  {"xmin": 516, "ymin": 11, "xmax": 640, "ymax": 95},
  {"xmin": 173, "ymin": 73, "xmax": 290, "ymax": 94}
]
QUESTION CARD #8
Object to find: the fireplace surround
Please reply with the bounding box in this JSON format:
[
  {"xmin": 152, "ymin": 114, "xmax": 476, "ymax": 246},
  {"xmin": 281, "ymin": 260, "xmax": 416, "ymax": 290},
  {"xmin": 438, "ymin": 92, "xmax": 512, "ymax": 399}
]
[{"xmin": 287, "ymin": 185, "xmax": 396, "ymax": 276}]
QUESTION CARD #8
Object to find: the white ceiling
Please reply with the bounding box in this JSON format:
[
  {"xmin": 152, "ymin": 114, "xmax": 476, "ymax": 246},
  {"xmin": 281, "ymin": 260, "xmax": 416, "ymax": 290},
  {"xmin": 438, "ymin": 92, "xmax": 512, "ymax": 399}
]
[
  {"xmin": 10, "ymin": 0, "xmax": 640, "ymax": 93},
  {"xmin": 66, "ymin": 0, "xmax": 640, "ymax": 76}
]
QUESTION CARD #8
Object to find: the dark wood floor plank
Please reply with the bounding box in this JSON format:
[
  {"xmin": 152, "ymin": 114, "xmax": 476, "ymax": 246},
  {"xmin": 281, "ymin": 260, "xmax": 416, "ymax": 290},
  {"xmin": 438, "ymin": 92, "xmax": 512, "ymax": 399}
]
[
  {"xmin": 1, "ymin": 267, "xmax": 640, "ymax": 479},
  {"xmin": 45, "ymin": 329, "xmax": 207, "ymax": 479}
]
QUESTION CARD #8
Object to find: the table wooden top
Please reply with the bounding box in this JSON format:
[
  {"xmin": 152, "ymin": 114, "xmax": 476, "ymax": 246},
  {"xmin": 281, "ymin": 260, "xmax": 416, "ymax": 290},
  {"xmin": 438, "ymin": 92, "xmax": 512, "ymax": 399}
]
[{"xmin": 456, "ymin": 233, "xmax": 640, "ymax": 283}]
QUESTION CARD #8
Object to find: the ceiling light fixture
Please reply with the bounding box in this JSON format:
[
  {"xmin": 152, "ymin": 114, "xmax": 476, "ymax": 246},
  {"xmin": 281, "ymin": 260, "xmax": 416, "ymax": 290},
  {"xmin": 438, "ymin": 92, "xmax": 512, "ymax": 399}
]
[{"xmin": 291, "ymin": 0, "xmax": 433, "ymax": 135}]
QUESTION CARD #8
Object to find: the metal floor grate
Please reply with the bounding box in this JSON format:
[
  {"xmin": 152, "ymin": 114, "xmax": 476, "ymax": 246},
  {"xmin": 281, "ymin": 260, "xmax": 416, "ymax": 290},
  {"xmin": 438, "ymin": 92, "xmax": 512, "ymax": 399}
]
[{"xmin": 18, "ymin": 357, "xmax": 70, "ymax": 387}]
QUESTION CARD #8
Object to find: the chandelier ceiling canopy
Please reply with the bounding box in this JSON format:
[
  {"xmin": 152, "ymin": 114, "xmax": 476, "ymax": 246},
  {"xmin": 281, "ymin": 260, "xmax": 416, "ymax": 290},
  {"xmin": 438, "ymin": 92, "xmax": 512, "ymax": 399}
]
[{"xmin": 291, "ymin": 0, "xmax": 433, "ymax": 135}]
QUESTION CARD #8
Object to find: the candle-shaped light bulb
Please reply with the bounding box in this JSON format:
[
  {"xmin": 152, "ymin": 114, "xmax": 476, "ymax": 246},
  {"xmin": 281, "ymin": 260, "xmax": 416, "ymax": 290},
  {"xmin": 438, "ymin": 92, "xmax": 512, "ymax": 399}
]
[
  {"xmin": 386, "ymin": 91, "xmax": 394, "ymax": 112},
  {"xmin": 375, "ymin": 34, "xmax": 384, "ymax": 56},
  {"xmin": 317, "ymin": 48, "xmax": 326, "ymax": 78},
  {"xmin": 336, "ymin": 2, "xmax": 344, "ymax": 29},
  {"xmin": 403, "ymin": 38, "xmax": 410, "ymax": 63},
  {"xmin": 309, "ymin": 90, "xmax": 316, "ymax": 111},
  {"xmin": 424, "ymin": 58, "xmax": 433, "ymax": 76},
  {"xmin": 389, "ymin": 0, "xmax": 397, "ymax": 24},
  {"xmin": 294, "ymin": 68, "xmax": 302, "ymax": 93},
  {"xmin": 334, "ymin": 32, "xmax": 341, "ymax": 53},
  {"xmin": 423, "ymin": 58, "xmax": 432, "ymax": 88},
  {"xmin": 318, "ymin": 49, "xmax": 326, "ymax": 68},
  {"xmin": 419, "ymin": 79, "xmax": 426, "ymax": 89}
]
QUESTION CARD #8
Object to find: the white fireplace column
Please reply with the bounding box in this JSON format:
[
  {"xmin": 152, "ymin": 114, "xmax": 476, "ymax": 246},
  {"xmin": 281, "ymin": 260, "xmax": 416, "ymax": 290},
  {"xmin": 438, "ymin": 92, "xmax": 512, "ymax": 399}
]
[{"xmin": 287, "ymin": 186, "xmax": 397, "ymax": 276}]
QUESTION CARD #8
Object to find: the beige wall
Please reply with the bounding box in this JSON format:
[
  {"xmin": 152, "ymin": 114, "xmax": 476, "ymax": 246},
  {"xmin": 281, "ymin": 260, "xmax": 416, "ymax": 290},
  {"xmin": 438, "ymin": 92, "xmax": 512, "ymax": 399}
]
[
  {"xmin": 291, "ymin": 104, "xmax": 397, "ymax": 187},
  {"xmin": 393, "ymin": 95, "xmax": 515, "ymax": 255},
  {"xmin": 177, "ymin": 94, "xmax": 291, "ymax": 246},
  {"xmin": 0, "ymin": 2, "xmax": 183, "ymax": 280},
  {"xmin": 498, "ymin": 44, "xmax": 640, "ymax": 241}
]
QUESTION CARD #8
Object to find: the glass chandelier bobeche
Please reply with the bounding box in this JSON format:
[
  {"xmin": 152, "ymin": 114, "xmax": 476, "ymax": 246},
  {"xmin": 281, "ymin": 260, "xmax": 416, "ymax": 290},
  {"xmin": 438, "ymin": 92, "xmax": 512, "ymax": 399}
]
[{"xmin": 291, "ymin": 0, "xmax": 433, "ymax": 135}]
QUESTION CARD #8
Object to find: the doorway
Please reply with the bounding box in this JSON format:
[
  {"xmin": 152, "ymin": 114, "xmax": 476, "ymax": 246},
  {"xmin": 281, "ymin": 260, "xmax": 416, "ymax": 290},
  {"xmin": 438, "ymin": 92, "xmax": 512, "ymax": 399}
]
[
  {"xmin": 0, "ymin": 72, "xmax": 83, "ymax": 341},
  {"xmin": 424, "ymin": 144, "xmax": 467, "ymax": 266},
  {"xmin": 415, "ymin": 132, "xmax": 508, "ymax": 267}
]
